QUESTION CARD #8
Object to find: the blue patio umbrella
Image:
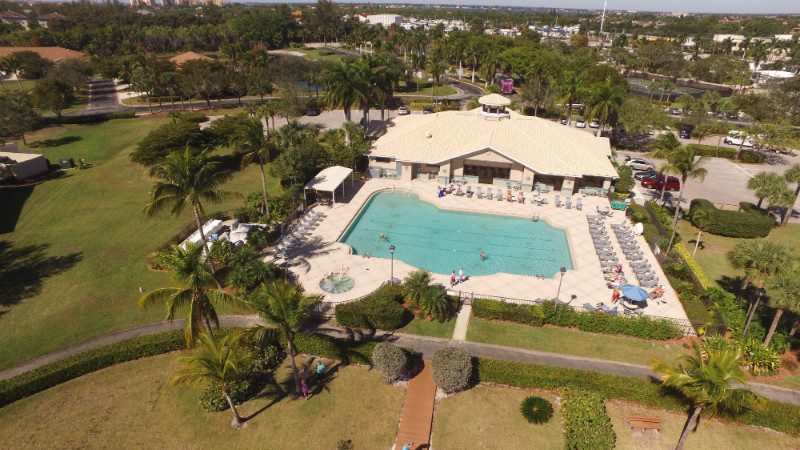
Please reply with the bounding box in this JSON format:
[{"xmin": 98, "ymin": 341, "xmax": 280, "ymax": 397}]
[{"xmin": 620, "ymin": 284, "xmax": 649, "ymax": 302}]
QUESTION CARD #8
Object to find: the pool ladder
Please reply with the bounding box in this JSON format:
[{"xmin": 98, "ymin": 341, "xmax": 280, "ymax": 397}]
[{"xmin": 532, "ymin": 213, "xmax": 540, "ymax": 222}]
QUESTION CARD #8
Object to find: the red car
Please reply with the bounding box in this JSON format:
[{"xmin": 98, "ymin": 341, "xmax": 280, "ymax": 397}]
[{"xmin": 641, "ymin": 175, "xmax": 680, "ymax": 191}]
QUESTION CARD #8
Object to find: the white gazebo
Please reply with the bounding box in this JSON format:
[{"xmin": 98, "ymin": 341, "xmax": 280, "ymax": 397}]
[{"xmin": 303, "ymin": 165, "xmax": 354, "ymax": 206}]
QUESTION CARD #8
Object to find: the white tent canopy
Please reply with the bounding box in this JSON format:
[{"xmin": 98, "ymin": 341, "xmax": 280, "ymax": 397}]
[{"xmin": 304, "ymin": 166, "xmax": 353, "ymax": 205}]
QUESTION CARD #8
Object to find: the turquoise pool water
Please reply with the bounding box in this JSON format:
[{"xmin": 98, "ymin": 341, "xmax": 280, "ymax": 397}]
[{"xmin": 340, "ymin": 191, "xmax": 573, "ymax": 278}]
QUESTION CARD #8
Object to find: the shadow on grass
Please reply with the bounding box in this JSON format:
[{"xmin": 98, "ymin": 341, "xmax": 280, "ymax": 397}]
[
  {"xmin": 28, "ymin": 136, "xmax": 82, "ymax": 148},
  {"xmin": 0, "ymin": 185, "xmax": 35, "ymax": 234},
  {"xmin": 0, "ymin": 240, "xmax": 83, "ymax": 311}
]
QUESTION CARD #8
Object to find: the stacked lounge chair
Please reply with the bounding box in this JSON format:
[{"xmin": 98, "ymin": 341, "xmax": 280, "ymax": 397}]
[
  {"xmin": 588, "ymin": 214, "xmax": 620, "ymax": 272},
  {"xmin": 275, "ymin": 210, "xmax": 324, "ymax": 257},
  {"xmin": 611, "ymin": 221, "xmax": 659, "ymax": 288}
]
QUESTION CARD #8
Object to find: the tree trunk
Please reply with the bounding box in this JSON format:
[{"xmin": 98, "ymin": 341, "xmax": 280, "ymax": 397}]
[
  {"xmin": 287, "ymin": 337, "xmax": 302, "ymax": 394},
  {"xmin": 223, "ymin": 389, "xmax": 243, "ymax": 428},
  {"xmin": 743, "ymin": 288, "xmax": 761, "ymax": 335},
  {"xmin": 18, "ymin": 132, "xmax": 27, "ymax": 145},
  {"xmin": 0, "ymin": 81, "xmax": 6, "ymax": 94},
  {"xmin": 596, "ymin": 123, "xmax": 604, "ymax": 138},
  {"xmin": 764, "ymin": 308, "xmax": 785, "ymax": 347},
  {"xmin": 788, "ymin": 318, "xmax": 800, "ymax": 339},
  {"xmin": 471, "ymin": 65, "xmax": 476, "ymax": 83},
  {"xmin": 756, "ymin": 197, "xmax": 764, "ymax": 209},
  {"xmin": 667, "ymin": 184, "xmax": 686, "ymax": 251},
  {"xmin": 258, "ymin": 155, "xmax": 270, "ymax": 220},
  {"xmin": 15, "ymin": 75, "xmax": 23, "ymax": 92},
  {"xmin": 660, "ymin": 175, "xmax": 668, "ymax": 205},
  {"xmin": 676, "ymin": 406, "xmax": 702, "ymax": 450},
  {"xmin": 193, "ymin": 204, "xmax": 211, "ymax": 258}
]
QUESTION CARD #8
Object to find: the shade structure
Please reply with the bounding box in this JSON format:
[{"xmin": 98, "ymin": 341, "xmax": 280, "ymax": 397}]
[
  {"xmin": 620, "ymin": 284, "xmax": 649, "ymax": 302},
  {"xmin": 303, "ymin": 165, "xmax": 353, "ymax": 205}
]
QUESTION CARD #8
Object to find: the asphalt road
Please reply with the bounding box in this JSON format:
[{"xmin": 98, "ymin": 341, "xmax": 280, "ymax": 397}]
[{"xmin": 65, "ymin": 77, "xmax": 131, "ymax": 116}]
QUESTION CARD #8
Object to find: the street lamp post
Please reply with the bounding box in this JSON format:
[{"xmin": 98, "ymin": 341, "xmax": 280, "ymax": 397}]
[
  {"xmin": 389, "ymin": 245, "xmax": 396, "ymax": 285},
  {"xmin": 555, "ymin": 266, "xmax": 567, "ymax": 300}
]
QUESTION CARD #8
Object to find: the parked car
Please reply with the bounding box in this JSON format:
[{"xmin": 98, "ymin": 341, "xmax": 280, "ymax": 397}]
[
  {"xmin": 575, "ymin": 119, "xmax": 587, "ymax": 128},
  {"xmin": 669, "ymin": 108, "xmax": 681, "ymax": 115},
  {"xmin": 641, "ymin": 175, "xmax": 680, "ymax": 191},
  {"xmin": 589, "ymin": 119, "xmax": 600, "ymax": 128},
  {"xmin": 625, "ymin": 158, "xmax": 654, "ymax": 171},
  {"xmin": 726, "ymin": 112, "xmax": 739, "ymax": 120},
  {"xmin": 634, "ymin": 169, "xmax": 658, "ymax": 181},
  {"xmin": 724, "ymin": 130, "xmax": 754, "ymax": 147},
  {"xmin": 679, "ymin": 125, "xmax": 693, "ymax": 139},
  {"xmin": 716, "ymin": 112, "xmax": 725, "ymax": 119},
  {"xmin": 397, "ymin": 105, "xmax": 410, "ymax": 115},
  {"xmin": 560, "ymin": 117, "xmax": 568, "ymax": 125},
  {"xmin": 422, "ymin": 105, "xmax": 434, "ymax": 114}
]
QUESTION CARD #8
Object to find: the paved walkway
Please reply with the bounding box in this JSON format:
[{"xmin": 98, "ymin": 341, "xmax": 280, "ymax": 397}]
[
  {"xmin": 451, "ymin": 303, "xmax": 471, "ymax": 341},
  {"xmin": 394, "ymin": 360, "xmax": 436, "ymax": 450},
  {"xmin": 3, "ymin": 316, "xmax": 800, "ymax": 407}
]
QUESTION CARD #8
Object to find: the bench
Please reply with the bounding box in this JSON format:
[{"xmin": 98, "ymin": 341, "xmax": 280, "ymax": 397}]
[{"xmin": 628, "ymin": 414, "xmax": 663, "ymax": 431}]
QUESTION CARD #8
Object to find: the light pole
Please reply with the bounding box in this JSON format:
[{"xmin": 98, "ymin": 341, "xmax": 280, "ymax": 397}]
[
  {"xmin": 555, "ymin": 266, "xmax": 567, "ymax": 300},
  {"xmin": 389, "ymin": 245, "xmax": 396, "ymax": 285}
]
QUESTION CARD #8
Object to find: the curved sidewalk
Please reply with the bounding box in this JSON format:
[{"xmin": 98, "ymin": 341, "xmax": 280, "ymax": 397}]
[{"xmin": 2, "ymin": 317, "xmax": 799, "ymax": 407}]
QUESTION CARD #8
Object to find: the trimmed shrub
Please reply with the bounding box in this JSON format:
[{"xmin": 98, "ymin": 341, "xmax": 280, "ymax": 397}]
[
  {"xmin": 431, "ymin": 347, "xmax": 472, "ymax": 393},
  {"xmin": 335, "ymin": 284, "xmax": 409, "ymax": 331},
  {"xmin": 39, "ymin": 109, "xmax": 136, "ymax": 126},
  {"xmin": 686, "ymin": 143, "xmax": 737, "ymax": 159},
  {"xmin": 672, "ymin": 243, "xmax": 712, "ymax": 289},
  {"xmin": 561, "ymin": 389, "xmax": 616, "ymax": 450},
  {"xmin": 689, "ymin": 199, "xmax": 774, "ymax": 238},
  {"xmin": 520, "ymin": 396, "xmax": 553, "ymax": 424},
  {"xmin": 372, "ymin": 342, "xmax": 409, "ymax": 383},
  {"xmin": 615, "ymin": 165, "xmax": 635, "ymax": 194},
  {"xmin": 740, "ymin": 150, "xmax": 765, "ymax": 163},
  {"xmin": 471, "ymin": 299, "xmax": 683, "ymax": 340},
  {"xmin": 293, "ymin": 332, "xmax": 375, "ymax": 365},
  {"xmin": 628, "ymin": 201, "xmax": 651, "ymax": 225}
]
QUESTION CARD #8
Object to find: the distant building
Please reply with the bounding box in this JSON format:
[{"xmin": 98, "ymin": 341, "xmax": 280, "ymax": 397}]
[
  {"xmin": 0, "ymin": 46, "xmax": 84, "ymax": 62},
  {"xmin": 37, "ymin": 12, "xmax": 67, "ymax": 28},
  {"xmin": 0, "ymin": 10, "xmax": 28, "ymax": 30},
  {"xmin": 169, "ymin": 51, "xmax": 214, "ymax": 66},
  {"xmin": 364, "ymin": 14, "xmax": 402, "ymax": 27}
]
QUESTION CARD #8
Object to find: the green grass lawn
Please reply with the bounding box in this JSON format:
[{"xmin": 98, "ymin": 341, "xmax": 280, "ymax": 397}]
[
  {"xmin": 286, "ymin": 47, "xmax": 352, "ymax": 63},
  {"xmin": 399, "ymin": 317, "xmax": 456, "ymax": 338},
  {"xmin": 0, "ymin": 353, "xmax": 403, "ymax": 448},
  {"xmin": 466, "ymin": 317, "xmax": 686, "ymax": 366},
  {"xmin": 606, "ymin": 399, "xmax": 799, "ymax": 449},
  {"xmin": 1, "ymin": 79, "xmax": 37, "ymax": 94},
  {"xmin": 0, "ymin": 117, "xmax": 281, "ymax": 369},
  {"xmin": 677, "ymin": 220, "xmax": 800, "ymax": 287},
  {"xmin": 432, "ymin": 384, "xmax": 563, "ymax": 449},
  {"xmin": 397, "ymin": 81, "xmax": 458, "ymax": 97}
]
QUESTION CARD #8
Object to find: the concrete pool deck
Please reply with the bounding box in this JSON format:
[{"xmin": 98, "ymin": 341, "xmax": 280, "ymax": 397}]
[{"xmin": 275, "ymin": 179, "xmax": 690, "ymax": 324}]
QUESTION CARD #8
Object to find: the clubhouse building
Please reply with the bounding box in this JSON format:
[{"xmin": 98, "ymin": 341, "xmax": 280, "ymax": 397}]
[{"xmin": 368, "ymin": 94, "xmax": 618, "ymax": 194}]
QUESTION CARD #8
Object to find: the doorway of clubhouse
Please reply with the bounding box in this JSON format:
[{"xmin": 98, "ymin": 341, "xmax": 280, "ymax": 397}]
[{"xmin": 464, "ymin": 164, "xmax": 511, "ymax": 184}]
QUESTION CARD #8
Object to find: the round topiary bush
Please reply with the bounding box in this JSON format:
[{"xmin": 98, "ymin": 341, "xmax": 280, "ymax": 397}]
[
  {"xmin": 372, "ymin": 342, "xmax": 409, "ymax": 383},
  {"xmin": 520, "ymin": 396, "xmax": 553, "ymax": 424},
  {"xmin": 431, "ymin": 346, "xmax": 472, "ymax": 393}
]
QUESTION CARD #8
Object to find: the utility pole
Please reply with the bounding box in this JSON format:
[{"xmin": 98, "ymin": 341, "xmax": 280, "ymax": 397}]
[{"xmin": 599, "ymin": 0, "xmax": 608, "ymax": 38}]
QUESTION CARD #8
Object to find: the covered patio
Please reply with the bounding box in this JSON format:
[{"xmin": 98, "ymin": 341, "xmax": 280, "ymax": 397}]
[{"xmin": 304, "ymin": 166, "xmax": 354, "ymax": 206}]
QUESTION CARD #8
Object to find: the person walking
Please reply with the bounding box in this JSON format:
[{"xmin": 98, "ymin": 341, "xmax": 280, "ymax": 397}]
[
  {"xmin": 458, "ymin": 267, "xmax": 464, "ymax": 283},
  {"xmin": 401, "ymin": 442, "xmax": 414, "ymax": 450},
  {"xmin": 450, "ymin": 270, "xmax": 456, "ymax": 286}
]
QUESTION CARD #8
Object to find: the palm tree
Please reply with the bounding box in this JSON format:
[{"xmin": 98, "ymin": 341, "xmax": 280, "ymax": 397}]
[
  {"xmin": 171, "ymin": 333, "xmax": 251, "ymax": 428},
  {"xmin": 231, "ymin": 117, "xmax": 271, "ymax": 219},
  {"xmin": 763, "ymin": 263, "xmax": 800, "ymax": 347},
  {"xmin": 403, "ymin": 269, "xmax": 431, "ymax": 309},
  {"xmin": 419, "ymin": 286, "xmax": 455, "ymax": 321},
  {"xmin": 661, "ymin": 146, "xmax": 708, "ymax": 250},
  {"xmin": 649, "ymin": 133, "xmax": 682, "ymax": 204},
  {"xmin": 653, "ymin": 341, "xmax": 760, "ymax": 450},
  {"xmin": 560, "ymin": 72, "xmax": 580, "ymax": 126},
  {"xmin": 727, "ymin": 240, "xmax": 795, "ymax": 332},
  {"xmin": 0, "ymin": 54, "xmax": 25, "ymax": 92},
  {"xmin": 586, "ymin": 76, "xmax": 625, "ymax": 137},
  {"xmin": 782, "ymin": 164, "xmax": 800, "ymax": 225},
  {"xmin": 246, "ymin": 280, "xmax": 322, "ymax": 394},
  {"xmin": 144, "ymin": 147, "xmax": 234, "ymax": 256},
  {"xmin": 747, "ymin": 171, "xmax": 786, "ymax": 209},
  {"xmin": 139, "ymin": 243, "xmax": 235, "ymax": 346},
  {"xmin": 426, "ymin": 54, "xmax": 446, "ymax": 100},
  {"xmin": 321, "ymin": 62, "xmax": 361, "ymax": 122}
]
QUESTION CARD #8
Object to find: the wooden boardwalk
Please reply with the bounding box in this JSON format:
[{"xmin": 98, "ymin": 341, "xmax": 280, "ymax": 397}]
[{"xmin": 394, "ymin": 360, "xmax": 437, "ymax": 450}]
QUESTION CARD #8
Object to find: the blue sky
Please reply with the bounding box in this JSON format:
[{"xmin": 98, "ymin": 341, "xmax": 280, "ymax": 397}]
[{"xmin": 252, "ymin": 0, "xmax": 799, "ymax": 14}]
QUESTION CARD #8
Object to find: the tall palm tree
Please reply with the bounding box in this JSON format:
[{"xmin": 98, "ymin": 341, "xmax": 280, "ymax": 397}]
[
  {"xmin": 782, "ymin": 164, "xmax": 800, "ymax": 225},
  {"xmin": 661, "ymin": 146, "xmax": 708, "ymax": 250},
  {"xmin": 747, "ymin": 171, "xmax": 786, "ymax": 209},
  {"xmin": 653, "ymin": 341, "xmax": 760, "ymax": 450},
  {"xmin": 560, "ymin": 72, "xmax": 580, "ymax": 126},
  {"xmin": 171, "ymin": 333, "xmax": 250, "ymax": 428},
  {"xmin": 0, "ymin": 54, "xmax": 25, "ymax": 92},
  {"xmin": 763, "ymin": 263, "xmax": 800, "ymax": 347},
  {"xmin": 727, "ymin": 240, "xmax": 795, "ymax": 332},
  {"xmin": 144, "ymin": 147, "xmax": 234, "ymax": 256},
  {"xmin": 403, "ymin": 269, "xmax": 431, "ymax": 309},
  {"xmin": 231, "ymin": 116, "xmax": 271, "ymax": 219},
  {"xmin": 246, "ymin": 280, "xmax": 322, "ymax": 394},
  {"xmin": 139, "ymin": 243, "xmax": 235, "ymax": 346},
  {"xmin": 649, "ymin": 133, "xmax": 682, "ymax": 204},
  {"xmin": 426, "ymin": 54, "xmax": 446, "ymax": 100},
  {"xmin": 586, "ymin": 76, "xmax": 626, "ymax": 137},
  {"xmin": 321, "ymin": 62, "xmax": 360, "ymax": 122}
]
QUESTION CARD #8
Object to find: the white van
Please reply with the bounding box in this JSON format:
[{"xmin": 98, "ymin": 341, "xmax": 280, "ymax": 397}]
[{"xmin": 724, "ymin": 131, "xmax": 754, "ymax": 147}]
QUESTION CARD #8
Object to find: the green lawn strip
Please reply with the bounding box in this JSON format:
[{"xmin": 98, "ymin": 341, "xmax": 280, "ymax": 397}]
[
  {"xmin": 467, "ymin": 317, "xmax": 685, "ymax": 366},
  {"xmin": 1, "ymin": 79, "xmax": 37, "ymax": 93},
  {"xmin": 432, "ymin": 385, "xmax": 563, "ymax": 449},
  {"xmin": 399, "ymin": 317, "xmax": 457, "ymax": 339},
  {"xmin": 0, "ymin": 352, "xmax": 402, "ymax": 448},
  {"xmin": 606, "ymin": 399, "xmax": 800, "ymax": 449},
  {"xmin": 0, "ymin": 117, "xmax": 280, "ymax": 369}
]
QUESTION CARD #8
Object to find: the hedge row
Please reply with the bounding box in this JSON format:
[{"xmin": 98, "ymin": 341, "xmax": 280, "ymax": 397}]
[
  {"xmin": 39, "ymin": 109, "xmax": 136, "ymax": 126},
  {"xmin": 472, "ymin": 299, "xmax": 684, "ymax": 340},
  {"xmin": 0, "ymin": 329, "xmax": 374, "ymax": 408},
  {"xmin": 672, "ymin": 243, "xmax": 712, "ymax": 290},
  {"xmin": 689, "ymin": 198, "xmax": 774, "ymax": 238},
  {"xmin": 686, "ymin": 144, "xmax": 738, "ymax": 159},
  {"xmin": 334, "ymin": 284, "xmax": 409, "ymax": 330},
  {"xmin": 561, "ymin": 389, "xmax": 616, "ymax": 450},
  {"xmin": 476, "ymin": 358, "xmax": 800, "ymax": 437}
]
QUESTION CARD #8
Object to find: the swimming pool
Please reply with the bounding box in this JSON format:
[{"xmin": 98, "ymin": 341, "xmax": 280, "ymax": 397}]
[{"xmin": 340, "ymin": 191, "xmax": 573, "ymax": 278}]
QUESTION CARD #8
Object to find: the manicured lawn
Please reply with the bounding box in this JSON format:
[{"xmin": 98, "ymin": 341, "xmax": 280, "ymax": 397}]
[
  {"xmin": 397, "ymin": 81, "xmax": 458, "ymax": 97},
  {"xmin": 677, "ymin": 220, "xmax": 800, "ymax": 287},
  {"xmin": 0, "ymin": 117, "xmax": 281, "ymax": 369},
  {"xmin": 466, "ymin": 317, "xmax": 686, "ymax": 366},
  {"xmin": 1, "ymin": 79, "xmax": 37, "ymax": 93},
  {"xmin": 287, "ymin": 47, "xmax": 352, "ymax": 62},
  {"xmin": 432, "ymin": 384, "xmax": 563, "ymax": 449},
  {"xmin": 606, "ymin": 399, "xmax": 799, "ymax": 449},
  {"xmin": 0, "ymin": 353, "xmax": 403, "ymax": 448},
  {"xmin": 399, "ymin": 317, "xmax": 456, "ymax": 338}
]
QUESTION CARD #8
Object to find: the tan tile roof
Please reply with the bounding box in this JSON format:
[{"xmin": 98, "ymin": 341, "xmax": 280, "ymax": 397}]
[
  {"xmin": 0, "ymin": 10, "xmax": 26, "ymax": 20},
  {"xmin": 169, "ymin": 51, "xmax": 214, "ymax": 65},
  {"xmin": 371, "ymin": 109, "xmax": 618, "ymax": 179},
  {"xmin": 39, "ymin": 13, "xmax": 68, "ymax": 20},
  {"xmin": 478, "ymin": 93, "xmax": 511, "ymax": 106},
  {"xmin": 0, "ymin": 46, "xmax": 84, "ymax": 61}
]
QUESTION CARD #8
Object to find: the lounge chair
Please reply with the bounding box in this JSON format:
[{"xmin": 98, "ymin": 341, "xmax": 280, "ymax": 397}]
[
  {"xmin": 555, "ymin": 194, "xmax": 562, "ymax": 207},
  {"xmin": 583, "ymin": 303, "xmax": 597, "ymax": 312},
  {"xmin": 565, "ymin": 197, "xmax": 572, "ymax": 209},
  {"xmin": 497, "ymin": 189, "xmax": 504, "ymax": 201},
  {"xmin": 576, "ymin": 198, "xmax": 583, "ymax": 211},
  {"xmin": 487, "ymin": 188, "xmax": 493, "ymax": 200},
  {"xmin": 640, "ymin": 279, "xmax": 658, "ymax": 288},
  {"xmin": 475, "ymin": 186, "xmax": 483, "ymax": 199}
]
